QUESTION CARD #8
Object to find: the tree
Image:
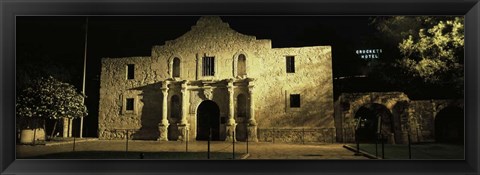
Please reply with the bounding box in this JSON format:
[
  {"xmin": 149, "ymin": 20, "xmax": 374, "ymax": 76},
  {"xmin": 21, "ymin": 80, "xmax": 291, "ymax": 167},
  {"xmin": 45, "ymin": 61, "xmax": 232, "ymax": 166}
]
[
  {"xmin": 16, "ymin": 76, "xmax": 88, "ymax": 138},
  {"xmin": 370, "ymin": 17, "xmax": 464, "ymax": 98},
  {"xmin": 396, "ymin": 17, "xmax": 464, "ymax": 85}
]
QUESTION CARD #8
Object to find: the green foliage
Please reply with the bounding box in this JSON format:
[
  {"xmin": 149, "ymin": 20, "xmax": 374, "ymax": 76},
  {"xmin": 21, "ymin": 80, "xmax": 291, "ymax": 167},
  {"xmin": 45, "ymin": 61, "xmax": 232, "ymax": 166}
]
[
  {"xmin": 396, "ymin": 17, "xmax": 464, "ymax": 84},
  {"xmin": 371, "ymin": 16, "xmax": 464, "ymax": 97},
  {"xmin": 16, "ymin": 76, "xmax": 88, "ymax": 121}
]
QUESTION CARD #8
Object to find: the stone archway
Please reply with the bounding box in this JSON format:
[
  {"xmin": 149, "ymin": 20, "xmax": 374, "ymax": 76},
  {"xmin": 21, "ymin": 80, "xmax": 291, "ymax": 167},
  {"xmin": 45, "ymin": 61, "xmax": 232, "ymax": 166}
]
[
  {"xmin": 435, "ymin": 106, "xmax": 464, "ymax": 144},
  {"xmin": 354, "ymin": 103, "xmax": 394, "ymax": 143},
  {"xmin": 196, "ymin": 100, "xmax": 221, "ymax": 141},
  {"xmin": 336, "ymin": 92, "xmax": 410, "ymax": 143}
]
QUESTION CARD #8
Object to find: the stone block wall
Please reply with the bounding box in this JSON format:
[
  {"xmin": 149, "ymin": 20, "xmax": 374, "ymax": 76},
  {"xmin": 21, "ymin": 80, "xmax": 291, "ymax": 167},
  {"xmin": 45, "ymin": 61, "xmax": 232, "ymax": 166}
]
[
  {"xmin": 408, "ymin": 100, "xmax": 435, "ymax": 142},
  {"xmin": 257, "ymin": 128, "xmax": 336, "ymax": 143},
  {"xmin": 254, "ymin": 47, "xmax": 333, "ymax": 129},
  {"xmin": 98, "ymin": 56, "xmax": 163, "ymax": 140}
]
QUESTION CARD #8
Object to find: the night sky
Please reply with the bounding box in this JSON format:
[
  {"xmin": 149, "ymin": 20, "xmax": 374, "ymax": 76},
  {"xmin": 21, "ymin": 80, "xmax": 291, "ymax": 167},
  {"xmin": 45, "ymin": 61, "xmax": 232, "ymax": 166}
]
[{"xmin": 16, "ymin": 16, "xmax": 380, "ymax": 136}]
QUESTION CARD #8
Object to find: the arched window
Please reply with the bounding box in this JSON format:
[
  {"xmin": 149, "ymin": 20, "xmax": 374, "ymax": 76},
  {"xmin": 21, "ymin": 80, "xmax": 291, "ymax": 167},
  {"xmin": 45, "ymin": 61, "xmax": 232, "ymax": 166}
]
[
  {"xmin": 236, "ymin": 94, "xmax": 247, "ymax": 118},
  {"xmin": 172, "ymin": 57, "xmax": 181, "ymax": 78},
  {"xmin": 237, "ymin": 54, "xmax": 246, "ymax": 77},
  {"xmin": 171, "ymin": 95, "xmax": 181, "ymax": 120}
]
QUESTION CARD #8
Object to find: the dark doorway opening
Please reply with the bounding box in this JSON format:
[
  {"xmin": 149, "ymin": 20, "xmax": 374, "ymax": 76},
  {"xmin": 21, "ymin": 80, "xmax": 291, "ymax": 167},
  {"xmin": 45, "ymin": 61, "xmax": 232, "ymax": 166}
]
[
  {"xmin": 435, "ymin": 106, "xmax": 464, "ymax": 144},
  {"xmin": 196, "ymin": 100, "xmax": 220, "ymax": 141},
  {"xmin": 354, "ymin": 103, "xmax": 394, "ymax": 143}
]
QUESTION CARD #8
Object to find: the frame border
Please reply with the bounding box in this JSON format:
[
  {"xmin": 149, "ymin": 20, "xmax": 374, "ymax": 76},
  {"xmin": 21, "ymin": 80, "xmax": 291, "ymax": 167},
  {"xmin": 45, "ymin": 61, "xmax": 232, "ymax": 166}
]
[{"xmin": 1, "ymin": 0, "xmax": 479, "ymax": 174}]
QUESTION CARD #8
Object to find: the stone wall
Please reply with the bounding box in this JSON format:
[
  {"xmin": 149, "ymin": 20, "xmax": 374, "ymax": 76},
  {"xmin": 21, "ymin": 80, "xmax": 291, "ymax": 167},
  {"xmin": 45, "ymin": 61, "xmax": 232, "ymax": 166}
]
[
  {"xmin": 408, "ymin": 99, "xmax": 464, "ymax": 142},
  {"xmin": 257, "ymin": 127, "xmax": 336, "ymax": 143},
  {"xmin": 335, "ymin": 92, "xmax": 463, "ymax": 144},
  {"xmin": 254, "ymin": 47, "xmax": 334, "ymax": 129},
  {"xmin": 98, "ymin": 56, "xmax": 162, "ymax": 140}
]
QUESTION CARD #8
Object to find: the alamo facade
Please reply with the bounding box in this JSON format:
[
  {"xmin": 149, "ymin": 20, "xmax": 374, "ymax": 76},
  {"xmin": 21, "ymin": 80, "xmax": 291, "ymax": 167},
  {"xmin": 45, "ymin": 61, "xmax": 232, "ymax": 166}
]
[
  {"xmin": 98, "ymin": 16, "xmax": 463, "ymax": 144},
  {"xmin": 98, "ymin": 16, "xmax": 334, "ymax": 142}
]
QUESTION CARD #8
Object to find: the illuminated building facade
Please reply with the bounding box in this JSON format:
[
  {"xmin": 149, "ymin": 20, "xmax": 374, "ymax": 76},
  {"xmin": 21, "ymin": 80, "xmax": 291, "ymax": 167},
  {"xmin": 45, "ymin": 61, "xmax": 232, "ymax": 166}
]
[{"xmin": 98, "ymin": 16, "xmax": 334, "ymax": 142}]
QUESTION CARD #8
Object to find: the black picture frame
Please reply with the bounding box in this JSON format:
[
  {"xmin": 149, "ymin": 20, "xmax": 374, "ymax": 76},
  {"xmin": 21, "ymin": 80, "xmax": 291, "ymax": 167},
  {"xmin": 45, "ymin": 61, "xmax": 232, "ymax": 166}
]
[{"xmin": 1, "ymin": 0, "xmax": 479, "ymax": 174}]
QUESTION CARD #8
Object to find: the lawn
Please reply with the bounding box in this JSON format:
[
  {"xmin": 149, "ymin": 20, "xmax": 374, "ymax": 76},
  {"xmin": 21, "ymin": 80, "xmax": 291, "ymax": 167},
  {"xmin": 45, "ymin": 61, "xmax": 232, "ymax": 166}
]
[
  {"xmin": 349, "ymin": 143, "xmax": 464, "ymax": 159},
  {"xmin": 25, "ymin": 151, "xmax": 247, "ymax": 160}
]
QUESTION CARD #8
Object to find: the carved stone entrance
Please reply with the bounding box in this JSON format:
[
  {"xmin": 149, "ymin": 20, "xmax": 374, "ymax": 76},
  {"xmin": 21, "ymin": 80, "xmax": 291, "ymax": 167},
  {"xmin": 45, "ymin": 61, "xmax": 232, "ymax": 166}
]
[{"xmin": 196, "ymin": 100, "xmax": 221, "ymax": 140}]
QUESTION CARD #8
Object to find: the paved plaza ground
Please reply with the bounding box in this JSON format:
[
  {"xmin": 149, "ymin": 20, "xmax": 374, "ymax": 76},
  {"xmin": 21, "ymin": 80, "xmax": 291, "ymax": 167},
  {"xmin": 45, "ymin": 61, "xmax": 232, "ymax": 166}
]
[{"xmin": 16, "ymin": 139, "xmax": 368, "ymax": 160}]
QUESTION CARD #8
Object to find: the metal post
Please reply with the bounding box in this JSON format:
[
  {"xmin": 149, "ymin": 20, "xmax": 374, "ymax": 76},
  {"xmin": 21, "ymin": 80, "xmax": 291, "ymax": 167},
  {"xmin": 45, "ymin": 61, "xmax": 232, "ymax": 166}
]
[
  {"xmin": 80, "ymin": 17, "xmax": 89, "ymax": 139},
  {"xmin": 186, "ymin": 129, "xmax": 188, "ymax": 153},
  {"xmin": 32, "ymin": 121, "xmax": 37, "ymax": 146},
  {"xmin": 302, "ymin": 128, "xmax": 305, "ymax": 144},
  {"xmin": 355, "ymin": 130, "xmax": 360, "ymax": 154},
  {"xmin": 246, "ymin": 127, "xmax": 249, "ymax": 154},
  {"xmin": 73, "ymin": 136, "xmax": 76, "ymax": 152},
  {"xmin": 323, "ymin": 129, "xmax": 326, "ymax": 143},
  {"xmin": 232, "ymin": 131, "xmax": 235, "ymax": 160},
  {"xmin": 381, "ymin": 134, "xmax": 385, "ymax": 159},
  {"xmin": 272, "ymin": 128, "xmax": 275, "ymax": 143},
  {"xmin": 126, "ymin": 130, "xmax": 129, "ymax": 153},
  {"xmin": 332, "ymin": 128, "xmax": 335, "ymax": 143},
  {"xmin": 208, "ymin": 128, "xmax": 211, "ymax": 159},
  {"xmin": 375, "ymin": 134, "xmax": 378, "ymax": 157},
  {"xmin": 408, "ymin": 132, "xmax": 412, "ymax": 159}
]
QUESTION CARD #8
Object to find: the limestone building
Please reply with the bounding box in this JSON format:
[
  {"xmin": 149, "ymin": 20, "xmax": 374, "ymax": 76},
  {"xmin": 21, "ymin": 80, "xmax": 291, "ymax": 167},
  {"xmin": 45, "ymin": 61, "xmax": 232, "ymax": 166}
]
[{"xmin": 98, "ymin": 16, "xmax": 334, "ymax": 141}]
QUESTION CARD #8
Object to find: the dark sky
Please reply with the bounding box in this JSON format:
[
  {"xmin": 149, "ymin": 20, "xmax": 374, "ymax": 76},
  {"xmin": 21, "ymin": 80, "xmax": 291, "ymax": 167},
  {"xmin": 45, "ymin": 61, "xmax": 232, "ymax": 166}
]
[
  {"xmin": 16, "ymin": 16, "xmax": 378, "ymax": 80},
  {"xmin": 16, "ymin": 16, "xmax": 379, "ymax": 136}
]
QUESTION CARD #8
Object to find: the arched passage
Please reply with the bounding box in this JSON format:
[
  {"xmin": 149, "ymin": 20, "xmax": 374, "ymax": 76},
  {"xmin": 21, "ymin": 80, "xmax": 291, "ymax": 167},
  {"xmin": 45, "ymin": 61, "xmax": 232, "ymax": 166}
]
[
  {"xmin": 354, "ymin": 103, "xmax": 394, "ymax": 143},
  {"xmin": 435, "ymin": 106, "xmax": 464, "ymax": 144},
  {"xmin": 196, "ymin": 100, "xmax": 220, "ymax": 141}
]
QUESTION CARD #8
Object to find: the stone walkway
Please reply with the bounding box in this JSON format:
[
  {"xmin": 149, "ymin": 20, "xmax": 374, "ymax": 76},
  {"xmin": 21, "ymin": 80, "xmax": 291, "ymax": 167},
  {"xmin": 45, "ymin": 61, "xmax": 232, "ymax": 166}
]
[{"xmin": 16, "ymin": 139, "xmax": 368, "ymax": 159}]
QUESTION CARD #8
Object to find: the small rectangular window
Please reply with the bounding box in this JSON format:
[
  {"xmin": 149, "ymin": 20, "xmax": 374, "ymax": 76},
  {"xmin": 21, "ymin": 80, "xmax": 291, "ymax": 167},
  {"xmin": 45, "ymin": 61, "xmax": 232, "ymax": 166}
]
[
  {"xmin": 126, "ymin": 98, "xmax": 134, "ymax": 111},
  {"xmin": 286, "ymin": 56, "xmax": 295, "ymax": 73},
  {"xmin": 202, "ymin": 56, "xmax": 215, "ymax": 76},
  {"xmin": 127, "ymin": 64, "xmax": 135, "ymax": 79},
  {"xmin": 290, "ymin": 94, "xmax": 300, "ymax": 108}
]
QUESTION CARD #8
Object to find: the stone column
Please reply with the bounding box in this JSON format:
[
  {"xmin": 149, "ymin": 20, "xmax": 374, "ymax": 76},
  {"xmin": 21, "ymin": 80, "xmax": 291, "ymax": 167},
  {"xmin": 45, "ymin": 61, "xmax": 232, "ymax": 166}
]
[
  {"xmin": 225, "ymin": 79, "xmax": 236, "ymax": 142},
  {"xmin": 177, "ymin": 80, "xmax": 190, "ymax": 141},
  {"xmin": 247, "ymin": 82, "xmax": 258, "ymax": 142},
  {"xmin": 158, "ymin": 81, "xmax": 169, "ymax": 141}
]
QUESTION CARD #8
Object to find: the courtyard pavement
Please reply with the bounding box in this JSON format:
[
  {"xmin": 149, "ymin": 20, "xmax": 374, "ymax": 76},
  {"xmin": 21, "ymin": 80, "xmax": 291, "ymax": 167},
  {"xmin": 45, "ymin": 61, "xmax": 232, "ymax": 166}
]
[{"xmin": 16, "ymin": 139, "xmax": 368, "ymax": 160}]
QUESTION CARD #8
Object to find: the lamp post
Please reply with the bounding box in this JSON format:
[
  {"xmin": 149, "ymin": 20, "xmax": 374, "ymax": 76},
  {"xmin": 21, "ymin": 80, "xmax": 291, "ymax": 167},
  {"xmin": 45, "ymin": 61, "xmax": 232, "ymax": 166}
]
[{"xmin": 80, "ymin": 17, "xmax": 89, "ymax": 138}]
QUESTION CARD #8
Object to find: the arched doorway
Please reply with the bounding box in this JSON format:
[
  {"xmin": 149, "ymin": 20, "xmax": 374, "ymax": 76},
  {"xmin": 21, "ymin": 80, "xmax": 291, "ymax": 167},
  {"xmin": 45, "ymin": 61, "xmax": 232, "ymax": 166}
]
[
  {"xmin": 354, "ymin": 103, "xmax": 394, "ymax": 143},
  {"xmin": 435, "ymin": 106, "xmax": 464, "ymax": 144},
  {"xmin": 196, "ymin": 100, "xmax": 220, "ymax": 141}
]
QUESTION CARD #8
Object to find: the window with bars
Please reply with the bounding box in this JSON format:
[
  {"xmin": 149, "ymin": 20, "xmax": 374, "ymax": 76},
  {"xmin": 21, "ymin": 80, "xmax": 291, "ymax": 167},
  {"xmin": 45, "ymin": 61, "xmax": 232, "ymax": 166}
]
[
  {"xmin": 202, "ymin": 56, "xmax": 215, "ymax": 76},
  {"xmin": 290, "ymin": 94, "xmax": 300, "ymax": 108},
  {"xmin": 286, "ymin": 56, "xmax": 295, "ymax": 73},
  {"xmin": 127, "ymin": 64, "xmax": 135, "ymax": 79}
]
